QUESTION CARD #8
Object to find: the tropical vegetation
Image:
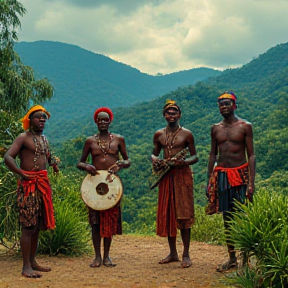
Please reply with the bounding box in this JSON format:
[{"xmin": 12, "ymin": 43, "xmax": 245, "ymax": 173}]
[{"xmin": 0, "ymin": 1, "xmax": 287, "ymax": 286}]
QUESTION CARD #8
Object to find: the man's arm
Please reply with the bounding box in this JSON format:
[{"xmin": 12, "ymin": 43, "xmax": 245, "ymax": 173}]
[
  {"xmin": 116, "ymin": 136, "xmax": 131, "ymax": 169},
  {"xmin": 4, "ymin": 134, "xmax": 30, "ymax": 179},
  {"xmin": 207, "ymin": 125, "xmax": 218, "ymax": 180},
  {"xmin": 245, "ymin": 122, "xmax": 255, "ymax": 196},
  {"xmin": 76, "ymin": 138, "xmax": 97, "ymax": 175}
]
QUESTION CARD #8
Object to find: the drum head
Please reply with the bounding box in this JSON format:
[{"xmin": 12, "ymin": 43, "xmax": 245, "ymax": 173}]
[{"xmin": 81, "ymin": 170, "xmax": 123, "ymax": 210}]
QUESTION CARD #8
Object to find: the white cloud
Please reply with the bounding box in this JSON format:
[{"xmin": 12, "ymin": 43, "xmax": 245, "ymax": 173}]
[{"xmin": 18, "ymin": 0, "xmax": 288, "ymax": 74}]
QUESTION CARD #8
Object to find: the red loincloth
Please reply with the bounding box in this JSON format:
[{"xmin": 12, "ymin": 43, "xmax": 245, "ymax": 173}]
[
  {"xmin": 206, "ymin": 163, "xmax": 249, "ymax": 215},
  {"xmin": 18, "ymin": 170, "xmax": 55, "ymax": 230},
  {"xmin": 89, "ymin": 205, "xmax": 122, "ymax": 238}
]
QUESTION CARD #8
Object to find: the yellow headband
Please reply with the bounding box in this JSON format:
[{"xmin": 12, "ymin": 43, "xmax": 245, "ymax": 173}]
[
  {"xmin": 21, "ymin": 105, "xmax": 50, "ymax": 130},
  {"xmin": 218, "ymin": 92, "xmax": 237, "ymax": 102},
  {"xmin": 163, "ymin": 100, "xmax": 181, "ymax": 115}
]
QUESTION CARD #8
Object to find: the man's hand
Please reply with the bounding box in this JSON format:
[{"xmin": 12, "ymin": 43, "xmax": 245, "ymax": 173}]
[
  {"xmin": 247, "ymin": 184, "xmax": 254, "ymax": 202},
  {"xmin": 169, "ymin": 158, "xmax": 186, "ymax": 167},
  {"xmin": 20, "ymin": 171, "xmax": 35, "ymax": 180},
  {"xmin": 85, "ymin": 164, "xmax": 98, "ymax": 176}
]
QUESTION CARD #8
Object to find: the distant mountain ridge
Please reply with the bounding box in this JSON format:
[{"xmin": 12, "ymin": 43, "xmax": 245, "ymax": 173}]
[{"xmin": 15, "ymin": 41, "xmax": 221, "ymax": 118}]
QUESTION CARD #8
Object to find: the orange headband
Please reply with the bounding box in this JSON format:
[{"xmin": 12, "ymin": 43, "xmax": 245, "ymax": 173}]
[{"xmin": 21, "ymin": 105, "xmax": 50, "ymax": 130}]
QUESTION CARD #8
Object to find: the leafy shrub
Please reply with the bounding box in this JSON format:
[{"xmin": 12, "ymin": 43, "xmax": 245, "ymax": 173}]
[
  {"xmin": 38, "ymin": 199, "xmax": 91, "ymax": 256},
  {"xmin": 191, "ymin": 205, "xmax": 226, "ymax": 245},
  {"xmin": 227, "ymin": 189, "xmax": 288, "ymax": 287}
]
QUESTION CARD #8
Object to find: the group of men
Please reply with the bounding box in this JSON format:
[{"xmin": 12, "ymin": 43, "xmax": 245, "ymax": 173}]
[{"xmin": 4, "ymin": 91, "xmax": 255, "ymax": 278}]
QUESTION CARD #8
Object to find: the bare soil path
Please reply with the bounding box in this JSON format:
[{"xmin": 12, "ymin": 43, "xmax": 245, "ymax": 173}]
[{"xmin": 0, "ymin": 235, "xmax": 230, "ymax": 288}]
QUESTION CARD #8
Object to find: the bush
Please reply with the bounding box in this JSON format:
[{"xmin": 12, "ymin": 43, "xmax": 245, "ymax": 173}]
[
  {"xmin": 226, "ymin": 189, "xmax": 288, "ymax": 287},
  {"xmin": 38, "ymin": 199, "xmax": 91, "ymax": 256},
  {"xmin": 191, "ymin": 205, "xmax": 226, "ymax": 245}
]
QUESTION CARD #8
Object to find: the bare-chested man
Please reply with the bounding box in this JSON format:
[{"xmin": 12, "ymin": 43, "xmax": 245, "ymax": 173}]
[
  {"xmin": 151, "ymin": 100, "xmax": 198, "ymax": 268},
  {"xmin": 206, "ymin": 91, "xmax": 255, "ymax": 272},
  {"xmin": 4, "ymin": 105, "xmax": 59, "ymax": 278},
  {"xmin": 77, "ymin": 107, "xmax": 131, "ymax": 268}
]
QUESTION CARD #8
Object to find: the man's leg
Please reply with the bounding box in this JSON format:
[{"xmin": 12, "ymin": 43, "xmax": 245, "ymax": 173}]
[
  {"xmin": 216, "ymin": 211, "xmax": 237, "ymax": 272},
  {"xmin": 159, "ymin": 236, "xmax": 180, "ymax": 264},
  {"xmin": 223, "ymin": 211, "xmax": 237, "ymax": 264},
  {"xmin": 29, "ymin": 224, "xmax": 51, "ymax": 272},
  {"xmin": 103, "ymin": 237, "xmax": 116, "ymax": 267},
  {"xmin": 180, "ymin": 228, "xmax": 192, "ymax": 268},
  {"xmin": 20, "ymin": 226, "xmax": 42, "ymax": 278},
  {"xmin": 90, "ymin": 224, "xmax": 102, "ymax": 267}
]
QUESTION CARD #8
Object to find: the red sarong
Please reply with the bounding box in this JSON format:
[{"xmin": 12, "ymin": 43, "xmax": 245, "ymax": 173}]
[
  {"xmin": 19, "ymin": 170, "xmax": 55, "ymax": 230},
  {"xmin": 156, "ymin": 166, "xmax": 194, "ymax": 237}
]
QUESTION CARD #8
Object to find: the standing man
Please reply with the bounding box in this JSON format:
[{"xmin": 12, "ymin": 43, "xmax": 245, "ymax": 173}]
[
  {"xmin": 77, "ymin": 107, "xmax": 131, "ymax": 268},
  {"xmin": 4, "ymin": 105, "xmax": 59, "ymax": 278},
  {"xmin": 206, "ymin": 91, "xmax": 255, "ymax": 272},
  {"xmin": 151, "ymin": 100, "xmax": 198, "ymax": 268}
]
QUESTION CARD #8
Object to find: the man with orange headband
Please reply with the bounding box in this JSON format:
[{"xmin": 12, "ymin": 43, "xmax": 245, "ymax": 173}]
[
  {"xmin": 77, "ymin": 107, "xmax": 131, "ymax": 268},
  {"xmin": 206, "ymin": 91, "xmax": 255, "ymax": 272},
  {"xmin": 4, "ymin": 105, "xmax": 59, "ymax": 278},
  {"xmin": 151, "ymin": 100, "xmax": 198, "ymax": 268}
]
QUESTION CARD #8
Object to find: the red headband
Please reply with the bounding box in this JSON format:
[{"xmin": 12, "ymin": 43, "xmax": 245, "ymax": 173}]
[{"xmin": 93, "ymin": 107, "xmax": 113, "ymax": 123}]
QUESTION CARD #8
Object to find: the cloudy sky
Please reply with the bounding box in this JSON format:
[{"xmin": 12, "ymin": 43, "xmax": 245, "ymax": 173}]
[{"xmin": 17, "ymin": 0, "xmax": 288, "ymax": 75}]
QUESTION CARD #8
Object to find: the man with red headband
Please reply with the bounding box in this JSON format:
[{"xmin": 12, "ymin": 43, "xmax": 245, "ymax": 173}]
[
  {"xmin": 151, "ymin": 100, "xmax": 198, "ymax": 268},
  {"xmin": 4, "ymin": 105, "xmax": 59, "ymax": 278},
  {"xmin": 206, "ymin": 91, "xmax": 255, "ymax": 272},
  {"xmin": 77, "ymin": 107, "xmax": 131, "ymax": 268}
]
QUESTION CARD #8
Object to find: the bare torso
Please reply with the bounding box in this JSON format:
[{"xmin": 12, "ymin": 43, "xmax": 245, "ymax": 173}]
[
  {"xmin": 78, "ymin": 132, "xmax": 129, "ymax": 172},
  {"xmin": 88, "ymin": 133, "xmax": 121, "ymax": 169},
  {"xmin": 13, "ymin": 132, "xmax": 48, "ymax": 171},
  {"xmin": 212, "ymin": 119, "xmax": 250, "ymax": 168},
  {"xmin": 153, "ymin": 127, "xmax": 197, "ymax": 160}
]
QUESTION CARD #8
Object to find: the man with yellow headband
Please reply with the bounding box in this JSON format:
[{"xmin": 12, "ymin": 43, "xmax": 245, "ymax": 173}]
[
  {"xmin": 151, "ymin": 100, "xmax": 198, "ymax": 268},
  {"xmin": 206, "ymin": 91, "xmax": 255, "ymax": 272},
  {"xmin": 4, "ymin": 105, "xmax": 58, "ymax": 278}
]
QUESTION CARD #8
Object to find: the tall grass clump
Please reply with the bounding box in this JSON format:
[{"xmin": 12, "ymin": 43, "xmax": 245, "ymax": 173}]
[
  {"xmin": 191, "ymin": 205, "xmax": 226, "ymax": 245},
  {"xmin": 0, "ymin": 168, "xmax": 20, "ymax": 251},
  {"xmin": 226, "ymin": 189, "xmax": 288, "ymax": 288},
  {"xmin": 38, "ymin": 198, "xmax": 91, "ymax": 256}
]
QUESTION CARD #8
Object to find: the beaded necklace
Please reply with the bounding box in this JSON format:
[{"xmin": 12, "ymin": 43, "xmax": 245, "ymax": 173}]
[
  {"xmin": 94, "ymin": 133, "xmax": 114, "ymax": 157},
  {"xmin": 31, "ymin": 132, "xmax": 49, "ymax": 170},
  {"xmin": 164, "ymin": 126, "xmax": 182, "ymax": 159}
]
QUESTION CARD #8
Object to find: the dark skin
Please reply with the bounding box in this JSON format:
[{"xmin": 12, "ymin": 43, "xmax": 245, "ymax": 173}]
[
  {"xmin": 151, "ymin": 107, "xmax": 198, "ymax": 268},
  {"xmin": 4, "ymin": 111, "xmax": 57, "ymax": 278},
  {"xmin": 77, "ymin": 112, "xmax": 131, "ymax": 267},
  {"xmin": 207, "ymin": 98, "xmax": 255, "ymax": 267}
]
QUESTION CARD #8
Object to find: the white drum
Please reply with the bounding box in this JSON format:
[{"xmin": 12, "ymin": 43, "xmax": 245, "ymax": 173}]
[{"xmin": 81, "ymin": 170, "xmax": 123, "ymax": 211}]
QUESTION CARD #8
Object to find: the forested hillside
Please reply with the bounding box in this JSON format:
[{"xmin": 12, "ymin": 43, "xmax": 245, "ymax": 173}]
[
  {"xmin": 15, "ymin": 40, "xmax": 221, "ymax": 132},
  {"xmin": 51, "ymin": 42, "xmax": 288, "ymax": 233}
]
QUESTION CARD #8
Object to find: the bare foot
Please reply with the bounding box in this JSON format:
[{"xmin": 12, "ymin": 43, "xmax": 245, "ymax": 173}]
[
  {"xmin": 216, "ymin": 259, "xmax": 237, "ymax": 272},
  {"xmin": 21, "ymin": 268, "xmax": 42, "ymax": 278},
  {"xmin": 103, "ymin": 257, "xmax": 116, "ymax": 267},
  {"xmin": 181, "ymin": 256, "xmax": 192, "ymax": 268},
  {"xmin": 31, "ymin": 262, "xmax": 51, "ymax": 272},
  {"xmin": 90, "ymin": 257, "xmax": 102, "ymax": 268},
  {"xmin": 159, "ymin": 254, "xmax": 180, "ymax": 264}
]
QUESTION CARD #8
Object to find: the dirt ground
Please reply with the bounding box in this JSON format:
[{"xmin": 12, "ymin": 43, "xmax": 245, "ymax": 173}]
[{"xmin": 0, "ymin": 235, "xmax": 231, "ymax": 288}]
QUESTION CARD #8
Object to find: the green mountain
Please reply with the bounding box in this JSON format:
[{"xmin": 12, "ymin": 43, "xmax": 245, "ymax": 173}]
[
  {"xmin": 55, "ymin": 41, "xmax": 288, "ymax": 200},
  {"xmin": 15, "ymin": 40, "xmax": 221, "ymax": 126},
  {"xmin": 13, "ymin": 40, "xmax": 288, "ymax": 233}
]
